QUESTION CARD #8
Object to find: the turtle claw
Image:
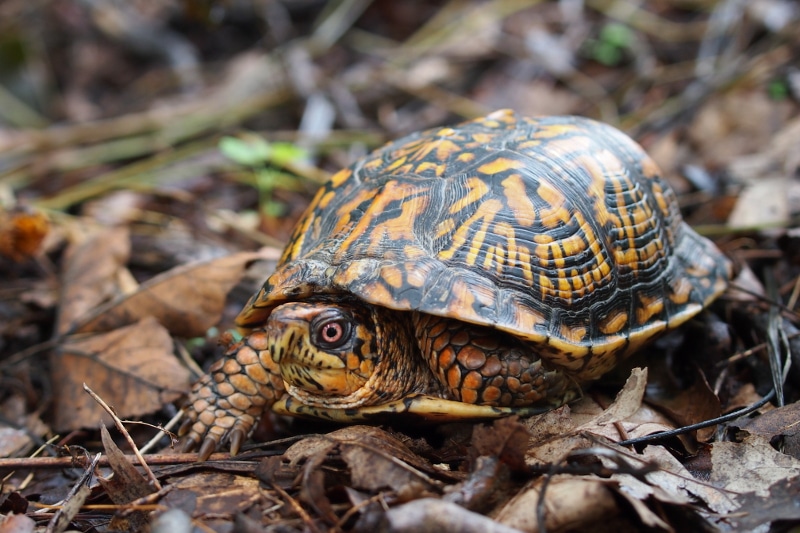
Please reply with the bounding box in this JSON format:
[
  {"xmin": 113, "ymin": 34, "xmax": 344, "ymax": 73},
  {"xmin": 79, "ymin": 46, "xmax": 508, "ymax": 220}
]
[
  {"xmin": 179, "ymin": 434, "xmax": 199, "ymax": 453},
  {"xmin": 198, "ymin": 437, "xmax": 218, "ymax": 461},
  {"xmin": 229, "ymin": 428, "xmax": 245, "ymax": 457}
]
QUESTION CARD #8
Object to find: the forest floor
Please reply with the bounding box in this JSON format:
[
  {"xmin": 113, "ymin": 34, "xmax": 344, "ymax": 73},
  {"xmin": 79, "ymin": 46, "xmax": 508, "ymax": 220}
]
[{"xmin": 1, "ymin": 1, "xmax": 800, "ymax": 532}]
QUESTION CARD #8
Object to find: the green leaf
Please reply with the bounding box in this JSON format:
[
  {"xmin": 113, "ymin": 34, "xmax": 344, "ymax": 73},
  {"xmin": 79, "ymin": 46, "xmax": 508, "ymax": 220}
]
[
  {"xmin": 768, "ymin": 79, "xmax": 788, "ymax": 101},
  {"xmin": 262, "ymin": 200, "xmax": 285, "ymax": 218},
  {"xmin": 600, "ymin": 23, "xmax": 633, "ymax": 49},
  {"xmin": 270, "ymin": 142, "xmax": 307, "ymax": 166},
  {"xmin": 593, "ymin": 41, "xmax": 622, "ymax": 66},
  {"xmin": 219, "ymin": 136, "xmax": 272, "ymax": 166}
]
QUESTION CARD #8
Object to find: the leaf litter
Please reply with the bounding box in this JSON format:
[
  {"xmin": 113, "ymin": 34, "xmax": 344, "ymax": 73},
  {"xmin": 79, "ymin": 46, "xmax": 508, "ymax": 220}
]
[{"xmin": 1, "ymin": 0, "xmax": 800, "ymax": 531}]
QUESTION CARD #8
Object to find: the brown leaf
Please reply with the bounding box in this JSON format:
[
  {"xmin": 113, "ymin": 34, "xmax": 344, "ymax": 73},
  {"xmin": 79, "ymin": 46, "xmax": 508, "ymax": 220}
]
[
  {"xmin": 736, "ymin": 401, "xmax": 800, "ymax": 456},
  {"xmin": 588, "ymin": 367, "xmax": 647, "ymax": 427},
  {"xmin": 645, "ymin": 368, "xmax": 721, "ymax": 442},
  {"xmin": 284, "ymin": 426, "xmax": 444, "ymax": 493},
  {"xmin": 57, "ymin": 226, "xmax": 131, "ymax": 335},
  {"xmin": 161, "ymin": 472, "xmax": 260, "ymax": 517},
  {"xmin": 728, "ymin": 476, "xmax": 800, "ymax": 530},
  {"xmin": 469, "ymin": 417, "xmax": 530, "ymax": 472},
  {"xmin": 97, "ymin": 426, "xmax": 153, "ymax": 531},
  {"xmin": 496, "ymin": 476, "xmax": 620, "ymax": 532},
  {"xmin": 73, "ymin": 251, "xmax": 263, "ymax": 337},
  {"xmin": 525, "ymin": 369, "xmax": 680, "ymax": 465},
  {"xmin": 710, "ymin": 433, "xmax": 800, "ymax": 497},
  {"xmin": 381, "ymin": 498, "xmax": 523, "ymax": 533},
  {"xmin": 613, "ymin": 445, "xmax": 736, "ymax": 515},
  {"xmin": 0, "ymin": 205, "xmax": 49, "ymax": 262},
  {"xmin": 51, "ymin": 316, "xmax": 190, "ymax": 431},
  {"xmin": 0, "ymin": 513, "xmax": 36, "ymax": 533}
]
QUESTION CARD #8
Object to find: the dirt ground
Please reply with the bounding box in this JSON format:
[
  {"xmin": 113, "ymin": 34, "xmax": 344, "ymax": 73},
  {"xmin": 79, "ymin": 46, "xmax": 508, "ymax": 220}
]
[{"xmin": 1, "ymin": 1, "xmax": 800, "ymax": 532}]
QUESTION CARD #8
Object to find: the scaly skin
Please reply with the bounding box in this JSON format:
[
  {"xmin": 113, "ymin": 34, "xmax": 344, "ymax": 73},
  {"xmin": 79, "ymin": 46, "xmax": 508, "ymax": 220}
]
[
  {"xmin": 181, "ymin": 301, "xmax": 578, "ymax": 459},
  {"xmin": 179, "ymin": 330, "xmax": 284, "ymax": 458}
]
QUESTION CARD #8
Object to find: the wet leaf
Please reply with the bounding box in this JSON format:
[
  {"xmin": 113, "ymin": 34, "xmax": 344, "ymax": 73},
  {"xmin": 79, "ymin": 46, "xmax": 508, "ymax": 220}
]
[
  {"xmin": 52, "ymin": 316, "xmax": 190, "ymax": 431},
  {"xmin": 73, "ymin": 251, "xmax": 262, "ymax": 337}
]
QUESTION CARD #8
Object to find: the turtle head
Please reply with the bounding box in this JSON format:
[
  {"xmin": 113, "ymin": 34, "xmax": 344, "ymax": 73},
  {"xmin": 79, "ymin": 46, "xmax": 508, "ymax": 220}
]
[{"xmin": 267, "ymin": 301, "xmax": 404, "ymax": 408}]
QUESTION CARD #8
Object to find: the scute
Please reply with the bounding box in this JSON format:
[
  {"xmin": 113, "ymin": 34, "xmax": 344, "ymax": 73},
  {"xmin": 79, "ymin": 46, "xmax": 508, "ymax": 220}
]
[{"xmin": 237, "ymin": 109, "xmax": 731, "ymax": 381}]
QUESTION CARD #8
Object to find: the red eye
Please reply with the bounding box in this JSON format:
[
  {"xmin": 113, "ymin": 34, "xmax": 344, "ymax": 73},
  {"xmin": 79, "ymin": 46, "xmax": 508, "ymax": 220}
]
[
  {"xmin": 321, "ymin": 322, "xmax": 343, "ymax": 343},
  {"xmin": 313, "ymin": 317, "xmax": 351, "ymax": 349}
]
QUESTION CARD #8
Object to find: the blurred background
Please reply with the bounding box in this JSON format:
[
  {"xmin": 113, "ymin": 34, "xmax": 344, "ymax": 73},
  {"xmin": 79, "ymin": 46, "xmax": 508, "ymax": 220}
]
[{"xmin": 1, "ymin": 0, "xmax": 797, "ymax": 246}]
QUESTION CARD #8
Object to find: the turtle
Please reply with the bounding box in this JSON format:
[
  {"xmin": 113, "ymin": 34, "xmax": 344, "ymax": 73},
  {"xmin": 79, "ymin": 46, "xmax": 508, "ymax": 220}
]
[{"xmin": 180, "ymin": 109, "xmax": 730, "ymax": 459}]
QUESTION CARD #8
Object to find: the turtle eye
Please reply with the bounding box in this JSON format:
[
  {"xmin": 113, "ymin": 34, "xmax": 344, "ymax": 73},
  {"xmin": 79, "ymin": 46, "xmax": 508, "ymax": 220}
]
[{"xmin": 312, "ymin": 317, "xmax": 352, "ymax": 350}]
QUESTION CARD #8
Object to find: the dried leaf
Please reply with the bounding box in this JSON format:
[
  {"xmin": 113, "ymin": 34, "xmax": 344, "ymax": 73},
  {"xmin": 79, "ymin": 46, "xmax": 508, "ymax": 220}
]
[
  {"xmin": 496, "ymin": 476, "xmax": 619, "ymax": 532},
  {"xmin": 645, "ymin": 368, "xmax": 721, "ymax": 442},
  {"xmin": 0, "ymin": 513, "xmax": 36, "ymax": 533},
  {"xmin": 162, "ymin": 472, "xmax": 260, "ymax": 517},
  {"xmin": 97, "ymin": 426, "xmax": 153, "ymax": 531},
  {"xmin": 710, "ymin": 433, "xmax": 800, "ymax": 497},
  {"xmin": 73, "ymin": 251, "xmax": 263, "ymax": 337},
  {"xmin": 0, "ymin": 205, "xmax": 49, "ymax": 262},
  {"xmin": 57, "ymin": 226, "xmax": 131, "ymax": 335},
  {"xmin": 52, "ymin": 316, "xmax": 190, "ymax": 431},
  {"xmin": 630, "ymin": 445, "xmax": 737, "ymax": 515},
  {"xmin": 728, "ymin": 476, "xmax": 800, "ymax": 530},
  {"xmin": 525, "ymin": 369, "xmax": 679, "ymax": 465},
  {"xmin": 285, "ymin": 426, "xmax": 442, "ymax": 493},
  {"xmin": 380, "ymin": 498, "xmax": 522, "ymax": 533},
  {"xmin": 589, "ymin": 367, "xmax": 648, "ymax": 426},
  {"xmin": 469, "ymin": 417, "xmax": 530, "ymax": 472},
  {"xmin": 736, "ymin": 401, "xmax": 800, "ymax": 455}
]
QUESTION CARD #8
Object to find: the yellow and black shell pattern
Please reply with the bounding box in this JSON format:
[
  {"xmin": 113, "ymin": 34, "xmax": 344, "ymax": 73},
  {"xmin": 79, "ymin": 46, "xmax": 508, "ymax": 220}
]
[{"xmin": 238, "ymin": 109, "xmax": 730, "ymax": 382}]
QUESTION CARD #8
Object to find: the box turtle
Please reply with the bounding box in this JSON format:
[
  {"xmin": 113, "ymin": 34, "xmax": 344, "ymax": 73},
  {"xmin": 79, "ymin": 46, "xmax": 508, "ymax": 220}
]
[{"xmin": 180, "ymin": 109, "xmax": 730, "ymax": 458}]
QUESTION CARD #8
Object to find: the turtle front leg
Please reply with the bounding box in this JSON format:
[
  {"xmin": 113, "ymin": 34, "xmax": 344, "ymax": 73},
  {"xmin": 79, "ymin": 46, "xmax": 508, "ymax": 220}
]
[
  {"xmin": 180, "ymin": 329, "xmax": 285, "ymax": 459},
  {"xmin": 413, "ymin": 313, "xmax": 577, "ymax": 409}
]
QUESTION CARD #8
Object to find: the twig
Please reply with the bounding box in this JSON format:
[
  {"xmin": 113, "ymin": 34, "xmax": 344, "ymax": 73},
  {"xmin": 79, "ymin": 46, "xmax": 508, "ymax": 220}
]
[
  {"xmin": 45, "ymin": 453, "xmax": 100, "ymax": 533},
  {"xmin": 0, "ymin": 452, "xmax": 257, "ymax": 471},
  {"xmin": 83, "ymin": 383, "xmax": 161, "ymax": 490}
]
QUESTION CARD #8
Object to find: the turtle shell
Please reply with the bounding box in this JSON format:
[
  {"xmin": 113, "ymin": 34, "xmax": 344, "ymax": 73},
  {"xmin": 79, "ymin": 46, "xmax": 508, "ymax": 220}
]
[{"xmin": 238, "ymin": 109, "xmax": 730, "ymax": 382}]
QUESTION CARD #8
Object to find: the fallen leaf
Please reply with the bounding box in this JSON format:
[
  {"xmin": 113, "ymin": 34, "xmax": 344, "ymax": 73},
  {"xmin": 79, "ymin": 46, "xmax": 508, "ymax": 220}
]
[
  {"xmin": 645, "ymin": 368, "xmax": 721, "ymax": 442},
  {"xmin": 162, "ymin": 472, "xmax": 261, "ymax": 517},
  {"xmin": 97, "ymin": 426, "xmax": 154, "ymax": 531},
  {"xmin": 57, "ymin": 226, "xmax": 131, "ymax": 335},
  {"xmin": 736, "ymin": 402, "xmax": 800, "ymax": 460},
  {"xmin": 0, "ymin": 205, "xmax": 49, "ymax": 262},
  {"xmin": 284, "ymin": 426, "xmax": 446, "ymax": 493},
  {"xmin": 443, "ymin": 455, "xmax": 511, "ymax": 513},
  {"xmin": 73, "ymin": 251, "xmax": 263, "ymax": 337},
  {"xmin": 496, "ymin": 476, "xmax": 619, "ymax": 532},
  {"xmin": 51, "ymin": 316, "xmax": 190, "ymax": 431},
  {"xmin": 378, "ymin": 498, "xmax": 524, "ymax": 533},
  {"xmin": 524, "ymin": 368, "xmax": 681, "ymax": 465},
  {"xmin": 710, "ymin": 433, "xmax": 800, "ymax": 497},
  {"xmin": 727, "ymin": 476, "xmax": 800, "ymax": 530},
  {"xmin": 0, "ymin": 512, "xmax": 35, "ymax": 533},
  {"xmin": 469, "ymin": 417, "xmax": 530, "ymax": 472},
  {"xmin": 588, "ymin": 367, "xmax": 648, "ymax": 427}
]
